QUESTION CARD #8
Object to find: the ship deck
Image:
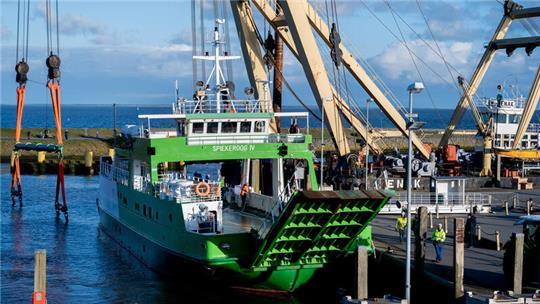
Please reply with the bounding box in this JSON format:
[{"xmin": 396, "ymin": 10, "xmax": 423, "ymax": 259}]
[{"xmin": 221, "ymin": 207, "xmax": 271, "ymax": 234}]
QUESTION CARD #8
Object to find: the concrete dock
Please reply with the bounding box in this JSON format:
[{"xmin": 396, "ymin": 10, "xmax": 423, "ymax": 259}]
[{"xmin": 371, "ymin": 189, "xmax": 540, "ymax": 296}]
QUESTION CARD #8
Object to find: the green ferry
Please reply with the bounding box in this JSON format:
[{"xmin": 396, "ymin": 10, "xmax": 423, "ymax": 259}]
[{"xmin": 97, "ymin": 22, "xmax": 392, "ymax": 292}]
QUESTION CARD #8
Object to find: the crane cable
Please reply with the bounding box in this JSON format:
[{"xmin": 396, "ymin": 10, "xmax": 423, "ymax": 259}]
[
  {"xmin": 244, "ymin": 2, "xmax": 322, "ymax": 121},
  {"xmin": 415, "ymin": 0, "xmax": 461, "ymax": 94},
  {"xmin": 384, "ymin": 0, "xmax": 443, "ymax": 124},
  {"xmin": 359, "ymin": 0, "xmax": 460, "ymax": 90}
]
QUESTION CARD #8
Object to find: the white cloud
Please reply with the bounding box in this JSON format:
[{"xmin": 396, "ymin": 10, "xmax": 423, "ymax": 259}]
[
  {"xmin": 370, "ymin": 39, "xmax": 474, "ymax": 84},
  {"xmin": 34, "ymin": 1, "xmax": 113, "ymax": 45}
]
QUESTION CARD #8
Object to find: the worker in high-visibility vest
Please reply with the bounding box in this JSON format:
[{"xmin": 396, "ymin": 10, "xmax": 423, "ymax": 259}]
[
  {"xmin": 432, "ymin": 223, "xmax": 446, "ymax": 263},
  {"xmin": 395, "ymin": 211, "xmax": 407, "ymax": 243}
]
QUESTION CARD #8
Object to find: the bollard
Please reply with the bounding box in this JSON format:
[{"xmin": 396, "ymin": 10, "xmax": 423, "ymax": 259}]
[
  {"xmin": 429, "ymin": 212, "xmax": 433, "ymax": 229},
  {"xmin": 476, "ymin": 225, "xmax": 482, "ymax": 242},
  {"xmin": 436, "ymin": 203, "xmax": 440, "ymax": 219},
  {"xmin": 528, "ymin": 201, "xmax": 532, "ymax": 216},
  {"xmin": 85, "ymin": 151, "xmax": 93, "ymax": 167},
  {"xmin": 37, "ymin": 151, "xmax": 46, "ymax": 164},
  {"xmin": 10, "ymin": 151, "xmax": 16, "ymax": 167},
  {"xmin": 505, "ymin": 201, "xmax": 509, "ymax": 216},
  {"xmin": 488, "ymin": 194, "xmax": 492, "ymax": 210},
  {"xmin": 513, "ymin": 195, "xmax": 517, "ymax": 209},
  {"xmin": 444, "ymin": 216, "xmax": 448, "ymax": 233},
  {"xmin": 84, "ymin": 151, "xmax": 94, "ymax": 175},
  {"xmin": 108, "ymin": 148, "xmax": 115, "ymax": 159},
  {"xmin": 33, "ymin": 249, "xmax": 47, "ymax": 304},
  {"xmin": 496, "ymin": 231, "xmax": 500, "ymax": 251}
]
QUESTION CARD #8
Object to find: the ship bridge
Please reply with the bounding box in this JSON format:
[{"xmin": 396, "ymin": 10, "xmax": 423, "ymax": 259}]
[{"xmin": 137, "ymin": 106, "xmax": 310, "ymax": 146}]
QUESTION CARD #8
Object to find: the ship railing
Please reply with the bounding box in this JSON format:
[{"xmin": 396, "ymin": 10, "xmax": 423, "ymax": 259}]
[
  {"xmin": 270, "ymin": 175, "xmax": 297, "ymax": 223},
  {"xmin": 187, "ymin": 133, "xmax": 305, "ymax": 145},
  {"xmin": 150, "ymin": 178, "xmax": 222, "ymax": 203},
  {"xmin": 173, "ymin": 98, "xmax": 272, "ymax": 114},
  {"xmin": 100, "ymin": 162, "xmax": 129, "ymax": 186}
]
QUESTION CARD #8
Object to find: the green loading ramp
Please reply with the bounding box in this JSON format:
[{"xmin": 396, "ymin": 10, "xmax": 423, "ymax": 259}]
[{"xmin": 251, "ymin": 190, "xmax": 393, "ymax": 270}]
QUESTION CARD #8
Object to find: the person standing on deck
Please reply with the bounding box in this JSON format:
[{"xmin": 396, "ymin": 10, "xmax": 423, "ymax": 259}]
[
  {"xmin": 395, "ymin": 211, "xmax": 407, "ymax": 243},
  {"xmin": 432, "ymin": 223, "xmax": 446, "ymax": 263},
  {"xmin": 240, "ymin": 183, "xmax": 249, "ymax": 211}
]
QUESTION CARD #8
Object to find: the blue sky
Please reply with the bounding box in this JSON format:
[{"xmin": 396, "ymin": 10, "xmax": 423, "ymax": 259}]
[{"xmin": 1, "ymin": 0, "xmax": 539, "ymax": 110}]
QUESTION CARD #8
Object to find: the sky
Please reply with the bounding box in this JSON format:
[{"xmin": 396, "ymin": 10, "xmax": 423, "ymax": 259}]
[{"xmin": 0, "ymin": 0, "xmax": 539, "ymax": 111}]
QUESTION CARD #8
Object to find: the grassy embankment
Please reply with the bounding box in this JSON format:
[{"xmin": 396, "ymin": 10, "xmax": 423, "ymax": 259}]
[{"xmin": 1, "ymin": 127, "xmax": 479, "ymax": 163}]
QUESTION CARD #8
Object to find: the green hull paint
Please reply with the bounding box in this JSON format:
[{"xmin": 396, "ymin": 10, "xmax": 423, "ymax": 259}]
[
  {"xmin": 100, "ymin": 128, "xmax": 393, "ymax": 291},
  {"xmin": 98, "ymin": 201, "xmax": 318, "ymax": 291}
]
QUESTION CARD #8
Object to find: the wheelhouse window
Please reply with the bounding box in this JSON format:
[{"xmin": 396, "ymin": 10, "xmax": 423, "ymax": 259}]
[
  {"xmin": 192, "ymin": 122, "xmax": 204, "ymax": 134},
  {"xmin": 254, "ymin": 121, "xmax": 266, "ymax": 133},
  {"xmin": 509, "ymin": 114, "xmax": 521, "ymax": 123},
  {"xmin": 240, "ymin": 121, "xmax": 252, "ymax": 133},
  {"xmin": 222, "ymin": 122, "xmax": 237, "ymax": 133},
  {"xmin": 207, "ymin": 122, "xmax": 219, "ymax": 134}
]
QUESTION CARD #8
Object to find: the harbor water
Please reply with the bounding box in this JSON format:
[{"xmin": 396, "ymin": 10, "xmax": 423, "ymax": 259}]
[{"xmin": 0, "ymin": 166, "xmax": 308, "ymax": 303}]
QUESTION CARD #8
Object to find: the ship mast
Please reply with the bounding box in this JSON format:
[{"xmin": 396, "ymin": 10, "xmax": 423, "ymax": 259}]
[{"xmin": 193, "ymin": 19, "xmax": 240, "ymax": 113}]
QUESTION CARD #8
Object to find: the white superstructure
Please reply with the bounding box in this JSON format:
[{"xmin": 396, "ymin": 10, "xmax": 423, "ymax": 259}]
[{"xmin": 477, "ymin": 95, "xmax": 540, "ymax": 149}]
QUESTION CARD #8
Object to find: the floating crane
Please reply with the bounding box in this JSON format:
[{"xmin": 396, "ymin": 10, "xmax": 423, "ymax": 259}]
[
  {"xmin": 439, "ymin": 0, "xmax": 540, "ymax": 176},
  {"xmin": 230, "ymin": 0, "xmax": 431, "ymax": 159},
  {"xmin": 10, "ymin": 0, "xmax": 68, "ymax": 221}
]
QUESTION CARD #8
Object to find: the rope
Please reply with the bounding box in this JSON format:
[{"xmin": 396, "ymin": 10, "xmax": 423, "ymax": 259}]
[
  {"xmin": 55, "ymin": 0, "xmax": 60, "ymax": 56},
  {"xmin": 384, "ymin": 1, "xmax": 443, "ymax": 123},
  {"xmin": 244, "ymin": 2, "xmax": 321, "ymax": 121},
  {"xmin": 359, "ymin": 0, "xmax": 459, "ymax": 89},
  {"xmin": 24, "ymin": 0, "xmax": 29, "ymax": 60},
  {"xmin": 415, "ymin": 0, "xmax": 460, "ymax": 94},
  {"xmin": 16, "ymin": 0, "xmax": 20, "ymax": 63}
]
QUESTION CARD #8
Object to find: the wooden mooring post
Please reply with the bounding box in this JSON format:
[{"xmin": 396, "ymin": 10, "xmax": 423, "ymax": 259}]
[
  {"xmin": 429, "ymin": 212, "xmax": 433, "ymax": 229},
  {"xmin": 355, "ymin": 246, "xmax": 368, "ymax": 300},
  {"xmin": 477, "ymin": 225, "xmax": 482, "ymax": 242},
  {"xmin": 415, "ymin": 207, "xmax": 428, "ymax": 277},
  {"xmin": 513, "ymin": 233, "xmax": 524, "ymax": 294},
  {"xmin": 33, "ymin": 249, "xmax": 46, "ymax": 304},
  {"xmin": 496, "ymin": 231, "xmax": 501, "ymax": 251},
  {"xmin": 513, "ymin": 195, "xmax": 518, "ymax": 209},
  {"xmin": 505, "ymin": 201, "xmax": 509, "ymax": 216},
  {"xmin": 454, "ymin": 218, "xmax": 465, "ymax": 300},
  {"xmin": 444, "ymin": 216, "xmax": 448, "ymax": 233}
]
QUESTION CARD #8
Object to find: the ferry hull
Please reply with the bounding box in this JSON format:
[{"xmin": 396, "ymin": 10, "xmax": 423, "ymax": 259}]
[{"xmin": 97, "ymin": 204, "xmax": 316, "ymax": 292}]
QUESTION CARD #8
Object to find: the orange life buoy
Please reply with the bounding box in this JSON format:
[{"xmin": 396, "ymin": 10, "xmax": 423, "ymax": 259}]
[{"xmin": 195, "ymin": 181, "xmax": 211, "ymax": 197}]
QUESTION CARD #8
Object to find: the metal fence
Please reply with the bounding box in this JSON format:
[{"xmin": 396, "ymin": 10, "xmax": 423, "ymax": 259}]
[{"xmin": 173, "ymin": 99, "xmax": 272, "ymax": 114}]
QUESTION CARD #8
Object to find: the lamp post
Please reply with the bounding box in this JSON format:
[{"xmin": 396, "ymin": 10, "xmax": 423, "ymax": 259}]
[
  {"xmin": 320, "ymin": 97, "xmax": 332, "ymax": 190},
  {"xmin": 405, "ymin": 82, "xmax": 424, "ymax": 303},
  {"xmin": 365, "ymin": 98, "xmax": 372, "ymax": 190}
]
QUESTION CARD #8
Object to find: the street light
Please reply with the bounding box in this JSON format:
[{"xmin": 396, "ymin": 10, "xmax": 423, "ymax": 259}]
[
  {"xmin": 405, "ymin": 81, "xmax": 424, "ymax": 303},
  {"xmin": 320, "ymin": 97, "xmax": 333, "ymax": 190},
  {"xmin": 365, "ymin": 98, "xmax": 373, "ymax": 190}
]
